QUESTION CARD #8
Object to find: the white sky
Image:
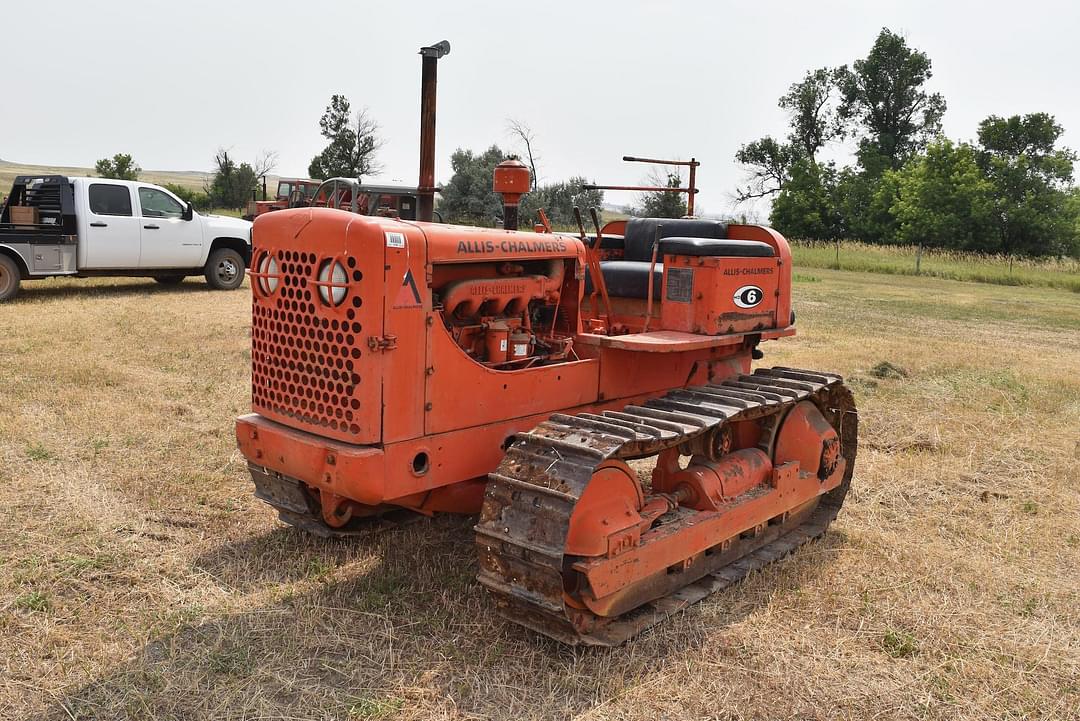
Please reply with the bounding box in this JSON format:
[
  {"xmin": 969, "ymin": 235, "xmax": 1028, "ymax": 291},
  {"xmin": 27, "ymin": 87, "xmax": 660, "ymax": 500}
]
[{"xmin": 2, "ymin": 0, "xmax": 1078, "ymax": 219}]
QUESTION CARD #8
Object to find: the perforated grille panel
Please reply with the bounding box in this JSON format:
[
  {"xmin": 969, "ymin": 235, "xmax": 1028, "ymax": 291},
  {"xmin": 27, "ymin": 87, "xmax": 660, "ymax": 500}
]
[{"xmin": 251, "ymin": 249, "xmax": 370, "ymax": 440}]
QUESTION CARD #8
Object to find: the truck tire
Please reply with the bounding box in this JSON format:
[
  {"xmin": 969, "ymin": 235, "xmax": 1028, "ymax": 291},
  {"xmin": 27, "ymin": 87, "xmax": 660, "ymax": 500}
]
[
  {"xmin": 154, "ymin": 275, "xmax": 187, "ymax": 285},
  {"xmin": 204, "ymin": 248, "xmax": 245, "ymax": 290},
  {"xmin": 0, "ymin": 254, "xmax": 21, "ymax": 302}
]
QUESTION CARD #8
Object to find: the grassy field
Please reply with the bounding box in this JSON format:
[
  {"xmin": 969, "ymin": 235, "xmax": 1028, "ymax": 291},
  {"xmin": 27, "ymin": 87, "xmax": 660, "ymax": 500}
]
[
  {"xmin": 791, "ymin": 240, "xmax": 1080, "ymax": 293},
  {"xmin": 1, "ymin": 269, "xmax": 1078, "ymax": 720}
]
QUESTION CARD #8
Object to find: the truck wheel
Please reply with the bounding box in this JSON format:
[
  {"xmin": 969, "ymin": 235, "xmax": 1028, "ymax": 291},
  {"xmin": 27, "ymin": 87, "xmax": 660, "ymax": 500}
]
[
  {"xmin": 154, "ymin": 275, "xmax": 186, "ymax": 285},
  {"xmin": 205, "ymin": 248, "xmax": 245, "ymax": 290},
  {"xmin": 0, "ymin": 255, "xmax": 21, "ymax": 302}
]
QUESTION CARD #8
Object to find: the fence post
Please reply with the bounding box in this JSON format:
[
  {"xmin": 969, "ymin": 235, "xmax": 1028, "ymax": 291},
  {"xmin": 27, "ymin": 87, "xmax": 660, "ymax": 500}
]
[
  {"xmin": 915, "ymin": 245, "xmax": 923, "ymax": 275},
  {"xmin": 835, "ymin": 239, "xmax": 840, "ymax": 269}
]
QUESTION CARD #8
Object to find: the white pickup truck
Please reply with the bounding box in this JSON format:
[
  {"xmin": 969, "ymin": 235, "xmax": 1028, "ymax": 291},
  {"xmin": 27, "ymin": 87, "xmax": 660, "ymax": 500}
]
[{"xmin": 0, "ymin": 174, "xmax": 252, "ymax": 301}]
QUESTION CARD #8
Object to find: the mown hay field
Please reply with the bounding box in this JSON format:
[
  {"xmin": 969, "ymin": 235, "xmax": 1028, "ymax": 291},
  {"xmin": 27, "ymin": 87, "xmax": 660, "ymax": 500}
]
[{"xmin": 1, "ymin": 267, "xmax": 1078, "ymax": 720}]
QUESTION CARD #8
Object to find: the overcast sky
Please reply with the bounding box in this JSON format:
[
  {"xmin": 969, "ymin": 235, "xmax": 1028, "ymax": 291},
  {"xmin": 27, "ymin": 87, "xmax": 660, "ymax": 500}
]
[{"xmin": 3, "ymin": 0, "xmax": 1078, "ymax": 218}]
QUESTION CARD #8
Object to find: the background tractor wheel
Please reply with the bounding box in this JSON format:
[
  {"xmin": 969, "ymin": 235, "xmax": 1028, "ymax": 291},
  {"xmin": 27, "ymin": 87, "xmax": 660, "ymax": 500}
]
[
  {"xmin": 205, "ymin": 248, "xmax": 245, "ymax": 290},
  {"xmin": 153, "ymin": 275, "xmax": 186, "ymax": 285},
  {"xmin": 0, "ymin": 254, "xmax": 21, "ymax": 301}
]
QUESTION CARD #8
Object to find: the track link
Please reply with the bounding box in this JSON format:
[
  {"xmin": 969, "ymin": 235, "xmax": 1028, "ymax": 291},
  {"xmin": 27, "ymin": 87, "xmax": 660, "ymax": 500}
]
[{"xmin": 475, "ymin": 366, "xmax": 858, "ymax": 646}]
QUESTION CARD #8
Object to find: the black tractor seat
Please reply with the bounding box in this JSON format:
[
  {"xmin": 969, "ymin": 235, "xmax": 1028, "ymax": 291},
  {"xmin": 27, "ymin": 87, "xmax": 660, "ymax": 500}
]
[
  {"xmin": 584, "ymin": 261, "xmax": 663, "ymax": 299},
  {"xmin": 658, "ymin": 237, "xmax": 775, "ymax": 257},
  {"xmin": 623, "ymin": 217, "xmax": 728, "ymax": 261}
]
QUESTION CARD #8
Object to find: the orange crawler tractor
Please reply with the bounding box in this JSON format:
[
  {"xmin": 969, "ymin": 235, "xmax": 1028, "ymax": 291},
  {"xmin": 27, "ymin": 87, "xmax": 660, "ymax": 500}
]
[{"xmin": 235, "ymin": 42, "xmax": 857, "ymax": 645}]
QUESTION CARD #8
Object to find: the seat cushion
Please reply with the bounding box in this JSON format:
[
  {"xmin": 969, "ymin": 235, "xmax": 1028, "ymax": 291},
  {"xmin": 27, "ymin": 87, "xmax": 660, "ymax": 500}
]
[
  {"xmin": 623, "ymin": 218, "xmax": 728, "ymax": 261},
  {"xmin": 585, "ymin": 260, "xmax": 664, "ymax": 299},
  {"xmin": 658, "ymin": 237, "xmax": 774, "ymax": 257}
]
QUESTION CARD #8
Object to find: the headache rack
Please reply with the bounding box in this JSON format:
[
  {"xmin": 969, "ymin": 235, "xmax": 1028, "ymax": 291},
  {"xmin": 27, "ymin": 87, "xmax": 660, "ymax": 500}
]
[{"xmin": 0, "ymin": 175, "xmax": 77, "ymax": 239}]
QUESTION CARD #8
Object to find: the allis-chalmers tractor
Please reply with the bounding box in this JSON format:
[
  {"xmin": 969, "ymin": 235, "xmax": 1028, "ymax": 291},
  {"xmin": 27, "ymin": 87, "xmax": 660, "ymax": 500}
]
[{"xmin": 235, "ymin": 42, "xmax": 857, "ymax": 645}]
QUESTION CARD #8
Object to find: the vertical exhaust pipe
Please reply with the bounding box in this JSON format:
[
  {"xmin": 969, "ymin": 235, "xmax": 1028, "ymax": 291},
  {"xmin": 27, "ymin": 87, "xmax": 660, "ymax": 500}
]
[{"xmin": 418, "ymin": 40, "xmax": 451, "ymax": 223}]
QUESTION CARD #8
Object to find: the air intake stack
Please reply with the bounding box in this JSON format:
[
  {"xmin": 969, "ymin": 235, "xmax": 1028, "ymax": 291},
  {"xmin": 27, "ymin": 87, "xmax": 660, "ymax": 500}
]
[{"xmin": 417, "ymin": 40, "xmax": 451, "ymax": 222}]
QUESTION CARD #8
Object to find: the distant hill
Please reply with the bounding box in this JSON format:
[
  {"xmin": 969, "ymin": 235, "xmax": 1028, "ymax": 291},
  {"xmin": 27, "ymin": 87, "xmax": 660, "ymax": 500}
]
[{"xmin": 0, "ymin": 159, "xmax": 282, "ymax": 195}]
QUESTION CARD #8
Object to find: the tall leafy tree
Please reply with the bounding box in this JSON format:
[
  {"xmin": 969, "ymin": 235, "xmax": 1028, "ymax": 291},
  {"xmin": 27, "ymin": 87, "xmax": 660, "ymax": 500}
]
[
  {"xmin": 889, "ymin": 139, "xmax": 997, "ymax": 251},
  {"xmin": 308, "ymin": 95, "xmax": 383, "ymax": 180},
  {"xmin": 837, "ymin": 28, "xmax": 946, "ymax": 175},
  {"xmin": 95, "ymin": 153, "xmax": 141, "ymax": 181},
  {"xmin": 976, "ymin": 113, "xmax": 1078, "ymax": 255},
  {"xmin": 439, "ymin": 145, "xmax": 507, "ymax": 225},
  {"xmin": 780, "ymin": 68, "xmax": 846, "ymax": 161},
  {"xmin": 735, "ymin": 68, "xmax": 844, "ymax": 201}
]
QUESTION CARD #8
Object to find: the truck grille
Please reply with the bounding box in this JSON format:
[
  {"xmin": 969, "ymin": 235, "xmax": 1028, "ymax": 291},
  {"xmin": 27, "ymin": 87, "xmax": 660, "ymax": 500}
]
[{"xmin": 251, "ymin": 249, "xmax": 365, "ymax": 439}]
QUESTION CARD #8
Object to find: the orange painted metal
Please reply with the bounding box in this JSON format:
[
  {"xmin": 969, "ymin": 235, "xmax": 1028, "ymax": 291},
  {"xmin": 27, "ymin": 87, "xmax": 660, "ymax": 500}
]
[
  {"xmin": 492, "ymin": 158, "xmax": 531, "ymax": 200},
  {"xmin": 564, "ymin": 461, "xmax": 643, "ymax": 557},
  {"xmin": 656, "ymin": 448, "xmax": 773, "ymax": 511},
  {"xmin": 660, "ymin": 254, "xmax": 782, "ymax": 335},
  {"xmin": 774, "ymin": 401, "xmax": 840, "ymax": 479},
  {"xmin": 574, "ymin": 457, "xmax": 846, "ymax": 615}
]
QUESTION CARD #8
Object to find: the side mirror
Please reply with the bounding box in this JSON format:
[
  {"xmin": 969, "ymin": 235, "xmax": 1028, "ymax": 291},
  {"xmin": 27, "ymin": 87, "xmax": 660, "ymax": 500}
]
[{"xmin": 182, "ymin": 202, "xmax": 194, "ymax": 221}]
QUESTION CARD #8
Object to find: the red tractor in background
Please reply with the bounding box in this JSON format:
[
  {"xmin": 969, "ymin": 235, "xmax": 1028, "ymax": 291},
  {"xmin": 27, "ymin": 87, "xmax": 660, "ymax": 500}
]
[
  {"xmin": 244, "ymin": 178, "xmax": 322, "ymax": 221},
  {"xmin": 306, "ymin": 177, "xmax": 436, "ymax": 221}
]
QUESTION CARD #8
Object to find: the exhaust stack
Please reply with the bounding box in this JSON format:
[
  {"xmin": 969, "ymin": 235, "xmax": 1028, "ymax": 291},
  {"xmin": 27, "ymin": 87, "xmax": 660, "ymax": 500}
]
[{"xmin": 418, "ymin": 40, "xmax": 451, "ymax": 223}]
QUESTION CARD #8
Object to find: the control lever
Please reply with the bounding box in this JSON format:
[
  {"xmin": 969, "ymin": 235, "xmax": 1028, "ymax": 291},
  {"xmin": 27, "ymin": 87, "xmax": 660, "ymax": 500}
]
[{"xmin": 574, "ymin": 206, "xmax": 615, "ymax": 332}]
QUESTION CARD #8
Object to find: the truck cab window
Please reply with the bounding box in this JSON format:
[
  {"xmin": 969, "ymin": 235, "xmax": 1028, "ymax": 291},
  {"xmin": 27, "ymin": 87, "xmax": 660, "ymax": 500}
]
[
  {"xmin": 89, "ymin": 184, "xmax": 133, "ymax": 216},
  {"xmin": 277, "ymin": 182, "xmax": 292, "ymax": 199},
  {"xmin": 138, "ymin": 187, "xmax": 184, "ymax": 218}
]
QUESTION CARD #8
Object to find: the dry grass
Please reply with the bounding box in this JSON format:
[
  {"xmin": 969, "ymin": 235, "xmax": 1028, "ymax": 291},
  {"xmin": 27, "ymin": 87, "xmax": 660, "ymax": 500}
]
[{"xmin": 1, "ymin": 270, "xmax": 1078, "ymax": 720}]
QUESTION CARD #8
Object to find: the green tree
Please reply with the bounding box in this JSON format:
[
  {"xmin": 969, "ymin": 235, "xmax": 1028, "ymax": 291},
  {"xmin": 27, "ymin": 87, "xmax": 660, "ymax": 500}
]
[
  {"xmin": 519, "ymin": 177, "xmax": 603, "ymax": 229},
  {"xmin": 735, "ymin": 68, "xmax": 844, "ymax": 202},
  {"xmin": 889, "ymin": 140, "xmax": 997, "ymax": 251},
  {"xmin": 976, "ymin": 113, "xmax": 1078, "ymax": 256},
  {"xmin": 1067, "ymin": 189, "xmax": 1080, "ymax": 257},
  {"xmin": 94, "ymin": 153, "xmax": 141, "ymax": 181},
  {"xmin": 308, "ymin": 95, "xmax": 382, "ymax": 180},
  {"xmin": 734, "ymin": 137, "xmax": 799, "ymax": 201},
  {"xmin": 837, "ymin": 28, "xmax": 946, "ymax": 175},
  {"xmin": 780, "ymin": 67, "xmax": 846, "ymax": 161},
  {"xmin": 638, "ymin": 171, "xmax": 687, "ymax": 218},
  {"xmin": 769, "ymin": 159, "xmax": 845, "ymax": 240},
  {"xmin": 207, "ymin": 149, "xmax": 259, "ymax": 210},
  {"xmin": 439, "ymin": 145, "xmax": 507, "ymax": 225}
]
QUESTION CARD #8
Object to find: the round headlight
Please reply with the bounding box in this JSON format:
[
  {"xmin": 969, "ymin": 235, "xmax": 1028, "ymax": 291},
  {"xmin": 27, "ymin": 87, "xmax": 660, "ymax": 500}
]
[
  {"xmin": 318, "ymin": 260, "xmax": 347, "ymax": 306},
  {"xmin": 257, "ymin": 253, "xmax": 279, "ymax": 295}
]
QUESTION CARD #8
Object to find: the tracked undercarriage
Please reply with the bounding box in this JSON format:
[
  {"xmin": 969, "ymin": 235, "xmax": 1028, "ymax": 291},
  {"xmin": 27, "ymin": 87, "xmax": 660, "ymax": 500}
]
[
  {"xmin": 246, "ymin": 366, "xmax": 856, "ymax": 645},
  {"xmin": 475, "ymin": 367, "xmax": 857, "ymax": 645}
]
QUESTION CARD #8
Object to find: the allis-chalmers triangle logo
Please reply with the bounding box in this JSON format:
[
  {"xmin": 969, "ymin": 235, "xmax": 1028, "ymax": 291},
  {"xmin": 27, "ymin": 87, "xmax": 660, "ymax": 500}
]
[{"xmin": 393, "ymin": 269, "xmax": 422, "ymax": 309}]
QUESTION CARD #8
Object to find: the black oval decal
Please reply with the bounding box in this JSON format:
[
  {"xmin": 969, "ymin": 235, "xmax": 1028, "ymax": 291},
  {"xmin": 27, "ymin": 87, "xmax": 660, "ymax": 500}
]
[{"xmin": 733, "ymin": 285, "xmax": 764, "ymax": 308}]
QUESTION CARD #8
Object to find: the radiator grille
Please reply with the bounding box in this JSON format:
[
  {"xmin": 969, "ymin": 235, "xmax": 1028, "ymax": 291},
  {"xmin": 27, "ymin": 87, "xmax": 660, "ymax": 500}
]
[{"xmin": 251, "ymin": 249, "xmax": 366, "ymax": 437}]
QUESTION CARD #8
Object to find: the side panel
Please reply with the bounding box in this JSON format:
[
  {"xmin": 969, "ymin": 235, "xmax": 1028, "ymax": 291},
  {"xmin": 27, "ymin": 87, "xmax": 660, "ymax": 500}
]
[
  {"xmin": 380, "ymin": 223, "xmax": 429, "ymax": 443},
  {"xmin": 594, "ymin": 346, "xmax": 748, "ymax": 401},
  {"xmin": 660, "ymin": 256, "xmax": 781, "ymax": 335},
  {"xmin": 424, "ymin": 320, "xmax": 600, "ymax": 435}
]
